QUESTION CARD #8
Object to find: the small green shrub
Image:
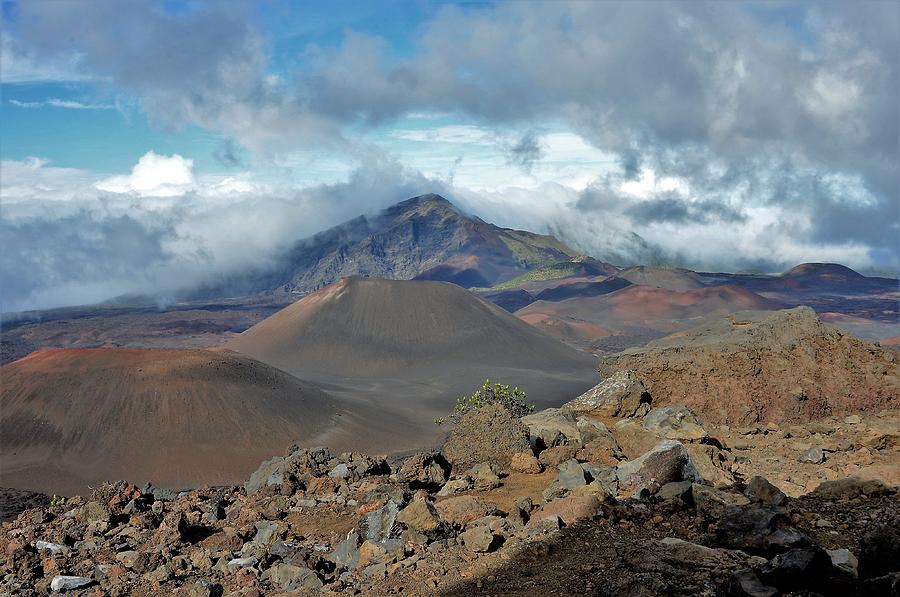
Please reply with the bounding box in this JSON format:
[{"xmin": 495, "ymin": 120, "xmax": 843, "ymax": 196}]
[
  {"xmin": 439, "ymin": 379, "xmax": 534, "ymax": 424},
  {"xmin": 50, "ymin": 495, "xmax": 66, "ymax": 507}
]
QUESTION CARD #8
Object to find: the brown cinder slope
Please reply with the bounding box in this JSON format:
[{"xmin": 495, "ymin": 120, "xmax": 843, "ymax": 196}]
[
  {"xmin": 227, "ymin": 276, "xmax": 596, "ymax": 378},
  {"xmin": 0, "ymin": 348, "xmax": 339, "ymax": 495},
  {"xmin": 600, "ymin": 306, "xmax": 900, "ymax": 425},
  {"xmin": 516, "ymin": 284, "xmax": 777, "ymax": 351}
]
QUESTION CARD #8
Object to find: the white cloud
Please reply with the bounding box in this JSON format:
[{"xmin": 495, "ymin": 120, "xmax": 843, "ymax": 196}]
[
  {"xmin": 95, "ymin": 151, "xmax": 196, "ymax": 197},
  {"xmin": 8, "ymin": 98, "xmax": 114, "ymax": 110},
  {"xmin": 620, "ymin": 168, "xmax": 691, "ymax": 197},
  {"xmin": 0, "ymin": 157, "xmax": 96, "ymax": 203},
  {"xmin": 8, "ymin": 99, "xmax": 43, "ymax": 108}
]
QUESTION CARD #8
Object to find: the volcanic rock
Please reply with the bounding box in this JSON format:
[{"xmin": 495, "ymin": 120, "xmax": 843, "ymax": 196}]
[
  {"xmin": 443, "ymin": 403, "xmax": 531, "ymax": 471},
  {"xmin": 600, "ymin": 307, "xmax": 900, "ymax": 425},
  {"xmin": 562, "ymin": 370, "xmax": 648, "ymax": 418},
  {"xmin": 616, "ymin": 440, "xmax": 702, "ymax": 497}
]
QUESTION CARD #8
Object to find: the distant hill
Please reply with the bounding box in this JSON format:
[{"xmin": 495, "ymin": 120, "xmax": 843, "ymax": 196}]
[
  {"xmin": 227, "ymin": 276, "xmax": 595, "ymax": 378},
  {"xmin": 0, "ymin": 348, "xmax": 339, "ymax": 494},
  {"xmin": 516, "ymin": 284, "xmax": 778, "ymax": 352},
  {"xmin": 193, "ymin": 194, "xmax": 579, "ymax": 299},
  {"xmin": 615, "ymin": 266, "xmax": 707, "ymax": 291}
]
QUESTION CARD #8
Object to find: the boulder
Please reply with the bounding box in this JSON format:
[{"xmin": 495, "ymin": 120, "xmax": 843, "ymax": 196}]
[
  {"xmin": 562, "ymin": 370, "xmax": 648, "ymax": 417},
  {"xmin": 266, "ymin": 563, "xmax": 323, "ymax": 591},
  {"xmin": 328, "ymin": 532, "xmax": 361, "ymax": 569},
  {"xmin": 611, "ymin": 418, "xmax": 663, "ymax": 459},
  {"xmin": 726, "ymin": 569, "xmax": 778, "ymax": 597},
  {"xmin": 443, "ymin": 403, "xmax": 531, "ymax": 470},
  {"xmin": 396, "ymin": 500, "xmax": 441, "ymax": 535},
  {"xmin": 435, "ymin": 496, "xmax": 497, "ymax": 528},
  {"xmin": 510, "ymin": 452, "xmax": 542, "ymax": 474},
  {"xmin": 397, "ymin": 451, "xmax": 449, "ymax": 489},
  {"xmin": 757, "ymin": 547, "xmax": 833, "ymax": 592},
  {"xmin": 528, "ymin": 494, "xmax": 603, "ymax": 526},
  {"xmin": 253, "ymin": 520, "xmax": 281, "ymax": 545},
  {"xmin": 465, "ymin": 463, "xmax": 501, "ymax": 490},
  {"xmin": 522, "ymin": 409, "xmax": 582, "ymax": 448},
  {"xmin": 685, "ymin": 443, "xmax": 735, "ymax": 488},
  {"xmin": 458, "ymin": 526, "xmax": 497, "ymax": 553},
  {"xmin": 859, "ymin": 517, "xmax": 900, "ymax": 580},
  {"xmin": 656, "ymin": 481, "xmax": 693, "ymax": 502},
  {"xmin": 716, "ymin": 507, "xmax": 813, "ymax": 555},
  {"xmin": 50, "ymin": 576, "xmax": 94, "ymax": 592},
  {"xmin": 576, "ymin": 437, "xmax": 622, "ymax": 466},
  {"xmin": 616, "ymin": 440, "xmax": 702, "ymax": 497},
  {"xmin": 657, "ymin": 537, "xmax": 763, "ymax": 570},
  {"xmin": 692, "ymin": 484, "xmax": 750, "ymax": 520},
  {"xmin": 538, "ymin": 445, "xmax": 578, "ymax": 467},
  {"xmin": 744, "ymin": 476, "xmax": 787, "ymax": 507},
  {"xmin": 436, "ymin": 477, "xmax": 473, "ymax": 496},
  {"xmin": 799, "ymin": 447, "xmax": 826, "ymax": 464},
  {"xmin": 641, "ymin": 405, "xmax": 708, "ymax": 442},
  {"xmin": 827, "ymin": 548, "xmax": 859, "ymax": 578},
  {"xmin": 360, "ymin": 501, "xmax": 400, "ymax": 543}
]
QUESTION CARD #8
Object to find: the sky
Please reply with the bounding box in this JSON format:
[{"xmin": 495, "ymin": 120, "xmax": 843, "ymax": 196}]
[{"xmin": 1, "ymin": 0, "xmax": 898, "ymax": 311}]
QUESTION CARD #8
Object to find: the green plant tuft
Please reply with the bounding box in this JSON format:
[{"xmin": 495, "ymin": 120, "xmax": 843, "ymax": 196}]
[{"xmin": 437, "ymin": 379, "xmax": 535, "ymax": 424}]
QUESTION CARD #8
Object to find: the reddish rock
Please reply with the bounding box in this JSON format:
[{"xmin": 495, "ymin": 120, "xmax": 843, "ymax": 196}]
[
  {"xmin": 435, "ymin": 496, "xmax": 497, "ymax": 528},
  {"xmin": 529, "ymin": 495, "xmax": 604, "ymax": 526},
  {"xmin": 511, "ymin": 452, "xmax": 543, "ymax": 474},
  {"xmin": 539, "ymin": 445, "xmax": 578, "ymax": 467}
]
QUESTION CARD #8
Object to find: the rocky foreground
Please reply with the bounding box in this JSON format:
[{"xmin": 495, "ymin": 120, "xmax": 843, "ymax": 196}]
[{"xmin": 2, "ymin": 378, "xmax": 898, "ymax": 596}]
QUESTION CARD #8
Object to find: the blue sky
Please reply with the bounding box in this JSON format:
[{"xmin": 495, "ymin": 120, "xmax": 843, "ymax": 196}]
[{"xmin": 1, "ymin": 1, "xmax": 897, "ymax": 310}]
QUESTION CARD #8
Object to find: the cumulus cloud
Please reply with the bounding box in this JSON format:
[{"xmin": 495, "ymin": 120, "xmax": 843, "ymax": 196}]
[
  {"xmin": 0, "ymin": 153, "xmax": 442, "ymax": 311},
  {"xmin": 2, "ymin": 0, "xmax": 897, "ymax": 309},
  {"xmin": 95, "ymin": 152, "xmax": 195, "ymax": 197}
]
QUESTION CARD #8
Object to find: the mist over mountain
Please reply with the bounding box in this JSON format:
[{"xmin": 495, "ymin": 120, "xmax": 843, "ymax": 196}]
[{"xmin": 190, "ymin": 194, "xmax": 582, "ymax": 300}]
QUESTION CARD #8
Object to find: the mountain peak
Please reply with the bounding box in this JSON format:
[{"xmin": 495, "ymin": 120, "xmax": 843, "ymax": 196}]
[{"xmin": 390, "ymin": 193, "xmax": 460, "ymax": 216}]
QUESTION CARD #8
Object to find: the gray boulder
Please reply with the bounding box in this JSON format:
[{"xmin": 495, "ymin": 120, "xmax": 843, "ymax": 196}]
[
  {"xmin": 360, "ymin": 500, "xmax": 400, "ymax": 543},
  {"xmin": 562, "ymin": 370, "xmax": 648, "ymax": 417},
  {"xmin": 50, "ymin": 576, "xmax": 94, "ymax": 592},
  {"xmin": 641, "ymin": 405, "xmax": 708, "ymax": 442},
  {"xmin": 266, "ymin": 563, "xmax": 323, "ymax": 591},
  {"xmin": 616, "ymin": 440, "xmax": 702, "ymax": 497}
]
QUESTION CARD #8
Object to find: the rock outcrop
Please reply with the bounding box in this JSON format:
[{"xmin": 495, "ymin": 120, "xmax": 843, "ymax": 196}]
[{"xmin": 600, "ymin": 307, "xmax": 900, "ymax": 425}]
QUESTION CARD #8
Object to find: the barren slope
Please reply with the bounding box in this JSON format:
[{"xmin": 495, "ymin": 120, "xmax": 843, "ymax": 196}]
[
  {"xmin": 228, "ymin": 276, "xmax": 596, "ymax": 378},
  {"xmin": 0, "ymin": 348, "xmax": 340, "ymax": 494},
  {"xmin": 616, "ymin": 266, "xmax": 707, "ymax": 291},
  {"xmin": 516, "ymin": 284, "xmax": 777, "ymax": 352}
]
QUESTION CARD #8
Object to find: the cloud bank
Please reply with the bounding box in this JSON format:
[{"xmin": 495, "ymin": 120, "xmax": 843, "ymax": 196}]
[{"xmin": 1, "ymin": 1, "xmax": 897, "ymax": 310}]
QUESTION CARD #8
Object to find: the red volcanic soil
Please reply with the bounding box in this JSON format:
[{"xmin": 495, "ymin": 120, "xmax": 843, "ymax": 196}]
[
  {"xmin": 0, "ymin": 348, "xmax": 340, "ymax": 495},
  {"xmin": 516, "ymin": 284, "xmax": 778, "ymax": 351},
  {"xmin": 414, "ymin": 254, "xmax": 494, "ymax": 288},
  {"xmin": 603, "ymin": 285, "xmax": 777, "ymax": 320}
]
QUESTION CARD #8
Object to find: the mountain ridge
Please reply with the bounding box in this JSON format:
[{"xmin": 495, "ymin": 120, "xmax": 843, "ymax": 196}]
[{"xmin": 192, "ymin": 194, "xmax": 581, "ymax": 300}]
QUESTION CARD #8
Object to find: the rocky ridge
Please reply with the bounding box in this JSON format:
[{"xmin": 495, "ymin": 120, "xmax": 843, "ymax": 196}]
[
  {"xmin": 600, "ymin": 307, "xmax": 900, "ymax": 425},
  {"xmin": 2, "ymin": 390, "xmax": 898, "ymax": 596}
]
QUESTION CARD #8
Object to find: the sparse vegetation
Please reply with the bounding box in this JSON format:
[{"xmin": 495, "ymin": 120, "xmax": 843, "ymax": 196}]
[
  {"xmin": 491, "ymin": 261, "xmax": 584, "ymax": 289},
  {"xmin": 440, "ymin": 379, "xmax": 535, "ymax": 424},
  {"xmin": 49, "ymin": 495, "xmax": 66, "ymax": 507}
]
